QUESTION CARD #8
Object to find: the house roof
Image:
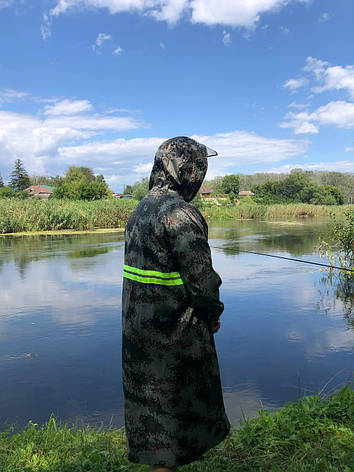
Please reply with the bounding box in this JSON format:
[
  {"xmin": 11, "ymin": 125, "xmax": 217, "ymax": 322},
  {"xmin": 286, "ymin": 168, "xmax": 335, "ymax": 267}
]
[
  {"xmin": 238, "ymin": 190, "xmax": 255, "ymax": 196},
  {"xmin": 26, "ymin": 185, "xmax": 54, "ymax": 193},
  {"xmin": 201, "ymin": 187, "xmax": 213, "ymax": 194}
]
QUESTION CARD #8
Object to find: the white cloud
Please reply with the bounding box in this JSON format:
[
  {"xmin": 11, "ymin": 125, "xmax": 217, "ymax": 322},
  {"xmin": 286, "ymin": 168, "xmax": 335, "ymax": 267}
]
[
  {"xmin": 264, "ymin": 161, "xmax": 354, "ymax": 173},
  {"xmin": 313, "ymin": 101, "xmax": 354, "ymax": 128},
  {"xmin": 44, "ymin": 99, "xmax": 93, "ymax": 116},
  {"xmin": 112, "ymin": 46, "xmax": 123, "ymax": 55},
  {"xmin": 133, "ymin": 162, "xmax": 153, "ymax": 173},
  {"xmin": 345, "ymin": 147, "xmax": 354, "ymax": 153},
  {"xmin": 313, "ymin": 65, "xmax": 354, "ymax": 99},
  {"xmin": 282, "ymin": 58, "xmax": 354, "ymax": 133},
  {"xmin": 283, "ymin": 77, "xmax": 309, "ymax": 91},
  {"xmin": 41, "ymin": 12, "xmax": 52, "ymax": 40},
  {"xmin": 46, "ymin": 0, "xmax": 311, "ymax": 29},
  {"xmin": 92, "ymin": 32, "xmax": 112, "ymax": 51},
  {"xmin": 0, "ymin": 88, "xmax": 29, "ymax": 103},
  {"xmin": 281, "ymin": 101, "xmax": 354, "ymax": 134},
  {"xmin": 318, "ymin": 12, "xmax": 329, "ymax": 23},
  {"xmin": 0, "ymin": 90, "xmax": 308, "ymax": 190},
  {"xmin": 300, "ymin": 56, "xmax": 354, "ymax": 99},
  {"xmin": 50, "ymin": 131, "xmax": 308, "ymax": 188},
  {"xmin": 222, "ymin": 31, "xmax": 231, "ymax": 46},
  {"xmin": 280, "ymin": 111, "xmax": 318, "ymax": 134},
  {"xmin": 0, "ymin": 98, "xmax": 145, "ymax": 179},
  {"xmin": 288, "ymin": 102, "xmax": 309, "ymax": 109}
]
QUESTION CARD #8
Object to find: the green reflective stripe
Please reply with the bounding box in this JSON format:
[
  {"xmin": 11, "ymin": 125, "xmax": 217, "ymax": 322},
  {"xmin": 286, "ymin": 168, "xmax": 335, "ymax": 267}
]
[
  {"xmin": 124, "ymin": 264, "xmax": 181, "ymax": 279},
  {"xmin": 123, "ymin": 271, "xmax": 184, "ymax": 286}
]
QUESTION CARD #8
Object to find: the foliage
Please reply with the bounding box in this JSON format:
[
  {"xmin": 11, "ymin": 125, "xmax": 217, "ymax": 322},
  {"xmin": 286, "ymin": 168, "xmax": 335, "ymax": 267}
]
[
  {"xmin": 204, "ymin": 169, "xmax": 354, "ymax": 204},
  {"xmin": 0, "ymin": 186, "xmax": 27, "ymax": 199},
  {"xmin": 131, "ymin": 177, "xmax": 149, "ymax": 201},
  {"xmin": 64, "ymin": 166, "xmax": 97, "ymax": 183},
  {"xmin": 331, "ymin": 210, "xmax": 354, "ymax": 264},
  {"xmin": 191, "ymin": 191, "xmax": 203, "ymax": 209},
  {"xmin": 251, "ymin": 170, "xmax": 345, "ymax": 205},
  {"xmin": 29, "ymin": 175, "xmax": 64, "ymax": 187},
  {"xmin": 220, "ymin": 174, "xmax": 240, "ymax": 202},
  {"xmin": 52, "ymin": 180, "xmax": 111, "ymax": 201},
  {"xmin": 123, "ymin": 184, "xmax": 134, "ymax": 195},
  {"xmin": 238, "ymin": 195, "xmax": 256, "ymax": 206},
  {"xmin": 9, "ymin": 158, "xmax": 30, "ymax": 191},
  {"xmin": 0, "ymin": 385, "xmax": 352, "ymax": 471},
  {"xmin": 319, "ymin": 210, "xmax": 354, "ymax": 272},
  {"xmin": 0, "ymin": 173, "xmax": 3, "ymax": 187}
]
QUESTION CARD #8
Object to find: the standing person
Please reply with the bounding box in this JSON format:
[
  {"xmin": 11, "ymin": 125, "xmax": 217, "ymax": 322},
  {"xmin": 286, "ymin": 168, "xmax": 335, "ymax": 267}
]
[{"xmin": 122, "ymin": 136, "xmax": 231, "ymax": 472}]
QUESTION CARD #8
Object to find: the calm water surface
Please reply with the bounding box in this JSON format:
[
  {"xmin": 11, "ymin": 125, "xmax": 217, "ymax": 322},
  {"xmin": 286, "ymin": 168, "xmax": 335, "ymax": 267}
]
[{"xmin": 0, "ymin": 219, "xmax": 353, "ymax": 431}]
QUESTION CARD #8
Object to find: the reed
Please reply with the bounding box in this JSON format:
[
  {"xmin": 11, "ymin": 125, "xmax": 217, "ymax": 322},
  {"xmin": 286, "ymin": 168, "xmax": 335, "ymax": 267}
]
[
  {"xmin": 202, "ymin": 203, "xmax": 353, "ymax": 220},
  {"xmin": 0, "ymin": 198, "xmax": 137, "ymax": 234},
  {"xmin": 0, "ymin": 199, "xmax": 352, "ymax": 234}
]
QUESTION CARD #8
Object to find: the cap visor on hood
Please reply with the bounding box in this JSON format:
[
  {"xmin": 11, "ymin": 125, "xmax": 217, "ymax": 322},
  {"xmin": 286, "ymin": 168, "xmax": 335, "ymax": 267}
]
[{"xmin": 205, "ymin": 146, "xmax": 218, "ymax": 158}]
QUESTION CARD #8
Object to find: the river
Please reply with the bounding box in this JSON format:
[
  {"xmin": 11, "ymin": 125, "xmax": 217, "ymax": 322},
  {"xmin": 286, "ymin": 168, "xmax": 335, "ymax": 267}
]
[{"xmin": 0, "ymin": 218, "xmax": 352, "ymax": 431}]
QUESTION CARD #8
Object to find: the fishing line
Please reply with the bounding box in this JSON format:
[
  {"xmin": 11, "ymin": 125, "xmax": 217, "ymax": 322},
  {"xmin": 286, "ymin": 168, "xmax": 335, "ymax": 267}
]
[{"xmin": 211, "ymin": 247, "xmax": 354, "ymax": 273}]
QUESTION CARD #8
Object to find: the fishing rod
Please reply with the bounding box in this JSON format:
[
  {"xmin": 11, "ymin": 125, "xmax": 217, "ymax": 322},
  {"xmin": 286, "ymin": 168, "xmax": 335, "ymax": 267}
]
[{"xmin": 211, "ymin": 246, "xmax": 354, "ymax": 273}]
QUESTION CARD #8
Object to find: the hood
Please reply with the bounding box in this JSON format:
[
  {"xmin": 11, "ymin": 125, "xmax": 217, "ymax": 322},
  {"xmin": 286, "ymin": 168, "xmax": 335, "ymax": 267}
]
[{"xmin": 148, "ymin": 136, "xmax": 208, "ymax": 203}]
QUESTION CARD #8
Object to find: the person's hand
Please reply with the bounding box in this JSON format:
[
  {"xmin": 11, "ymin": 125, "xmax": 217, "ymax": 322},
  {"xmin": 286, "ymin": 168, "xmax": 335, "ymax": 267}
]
[{"xmin": 211, "ymin": 318, "xmax": 221, "ymax": 334}]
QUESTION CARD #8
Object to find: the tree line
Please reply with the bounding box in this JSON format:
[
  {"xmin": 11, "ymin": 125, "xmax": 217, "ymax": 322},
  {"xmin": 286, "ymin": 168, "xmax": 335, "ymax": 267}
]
[
  {"xmin": 1, "ymin": 160, "xmax": 352, "ymax": 205},
  {"xmin": 204, "ymin": 169, "xmax": 353, "ymax": 204}
]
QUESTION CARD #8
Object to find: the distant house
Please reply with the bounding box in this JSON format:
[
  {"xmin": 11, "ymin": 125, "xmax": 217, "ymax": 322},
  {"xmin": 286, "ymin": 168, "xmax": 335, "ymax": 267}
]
[
  {"xmin": 25, "ymin": 185, "xmax": 55, "ymax": 199},
  {"xmin": 238, "ymin": 190, "xmax": 255, "ymax": 197},
  {"xmin": 201, "ymin": 187, "xmax": 214, "ymax": 198},
  {"xmin": 112, "ymin": 192, "xmax": 121, "ymax": 199}
]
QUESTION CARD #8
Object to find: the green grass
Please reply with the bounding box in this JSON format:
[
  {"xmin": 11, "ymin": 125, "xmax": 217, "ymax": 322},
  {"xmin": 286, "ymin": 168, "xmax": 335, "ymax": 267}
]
[
  {"xmin": 0, "ymin": 198, "xmax": 137, "ymax": 234},
  {"xmin": 0, "ymin": 199, "xmax": 353, "ymax": 234},
  {"xmin": 202, "ymin": 203, "xmax": 354, "ymax": 220},
  {"xmin": 0, "ymin": 385, "xmax": 353, "ymax": 471}
]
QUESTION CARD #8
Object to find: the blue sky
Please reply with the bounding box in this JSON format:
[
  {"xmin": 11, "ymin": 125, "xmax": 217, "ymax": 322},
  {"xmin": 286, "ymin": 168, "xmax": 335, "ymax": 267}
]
[{"xmin": 0, "ymin": 0, "xmax": 353, "ymax": 191}]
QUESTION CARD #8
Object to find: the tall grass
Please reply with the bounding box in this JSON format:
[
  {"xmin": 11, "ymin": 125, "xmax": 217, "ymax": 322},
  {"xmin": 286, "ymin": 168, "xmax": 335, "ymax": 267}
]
[
  {"xmin": 0, "ymin": 198, "xmax": 137, "ymax": 234},
  {"xmin": 202, "ymin": 203, "xmax": 353, "ymax": 220},
  {"xmin": 0, "ymin": 384, "xmax": 352, "ymax": 471},
  {"xmin": 0, "ymin": 199, "xmax": 353, "ymax": 234}
]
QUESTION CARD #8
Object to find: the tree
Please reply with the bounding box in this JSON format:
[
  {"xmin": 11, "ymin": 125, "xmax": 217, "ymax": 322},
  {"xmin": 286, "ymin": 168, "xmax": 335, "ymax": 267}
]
[
  {"xmin": 221, "ymin": 174, "xmax": 240, "ymax": 202},
  {"xmin": 0, "ymin": 173, "xmax": 3, "ymax": 187},
  {"xmin": 132, "ymin": 177, "xmax": 149, "ymax": 201},
  {"xmin": 123, "ymin": 185, "xmax": 134, "ymax": 195},
  {"xmin": 325, "ymin": 185, "xmax": 344, "ymax": 205},
  {"xmin": 51, "ymin": 180, "xmax": 110, "ymax": 200},
  {"xmin": 65, "ymin": 166, "xmax": 96, "ymax": 183},
  {"xmin": 9, "ymin": 159, "xmax": 30, "ymax": 191}
]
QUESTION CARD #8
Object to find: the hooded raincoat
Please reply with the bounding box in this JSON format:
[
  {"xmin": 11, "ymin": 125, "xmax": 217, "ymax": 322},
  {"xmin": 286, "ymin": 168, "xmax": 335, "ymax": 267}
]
[{"xmin": 121, "ymin": 137, "xmax": 231, "ymax": 468}]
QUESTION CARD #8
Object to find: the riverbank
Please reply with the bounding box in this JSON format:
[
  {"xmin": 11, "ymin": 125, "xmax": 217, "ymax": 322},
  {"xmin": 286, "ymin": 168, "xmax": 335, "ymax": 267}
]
[
  {"xmin": 0, "ymin": 228, "xmax": 125, "ymax": 237},
  {"xmin": 0, "ymin": 198, "xmax": 353, "ymax": 235},
  {"xmin": 0, "ymin": 385, "xmax": 352, "ymax": 471}
]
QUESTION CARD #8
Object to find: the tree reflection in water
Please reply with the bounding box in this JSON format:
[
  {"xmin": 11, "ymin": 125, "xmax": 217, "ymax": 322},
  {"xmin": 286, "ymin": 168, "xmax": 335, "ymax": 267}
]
[{"xmin": 317, "ymin": 270, "xmax": 354, "ymax": 328}]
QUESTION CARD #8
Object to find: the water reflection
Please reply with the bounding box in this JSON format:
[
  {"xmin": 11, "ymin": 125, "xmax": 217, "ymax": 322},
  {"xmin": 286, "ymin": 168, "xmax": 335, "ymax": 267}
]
[
  {"xmin": 0, "ymin": 233, "xmax": 123, "ymax": 278},
  {"xmin": 209, "ymin": 219, "xmax": 331, "ymax": 257},
  {"xmin": 317, "ymin": 271, "xmax": 354, "ymax": 327},
  {"xmin": 0, "ymin": 221, "xmax": 353, "ymax": 432}
]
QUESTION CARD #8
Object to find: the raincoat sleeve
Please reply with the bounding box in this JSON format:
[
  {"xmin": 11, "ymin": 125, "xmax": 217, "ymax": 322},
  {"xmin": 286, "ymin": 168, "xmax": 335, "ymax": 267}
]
[{"xmin": 164, "ymin": 204, "xmax": 224, "ymax": 324}]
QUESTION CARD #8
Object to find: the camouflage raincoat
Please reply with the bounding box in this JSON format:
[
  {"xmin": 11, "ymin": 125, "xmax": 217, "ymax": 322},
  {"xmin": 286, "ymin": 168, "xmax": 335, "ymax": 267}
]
[{"xmin": 121, "ymin": 137, "xmax": 231, "ymax": 468}]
